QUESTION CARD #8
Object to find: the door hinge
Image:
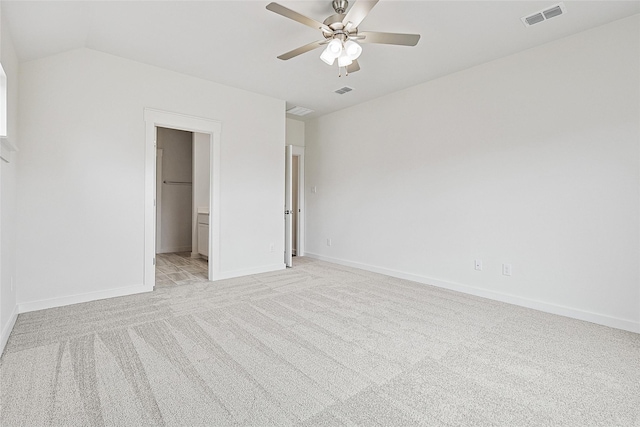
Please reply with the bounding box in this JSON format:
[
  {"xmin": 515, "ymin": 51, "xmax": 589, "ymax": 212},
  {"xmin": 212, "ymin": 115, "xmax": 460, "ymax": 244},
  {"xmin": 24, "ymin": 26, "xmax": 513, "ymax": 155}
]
[{"xmin": 153, "ymin": 257, "xmax": 156, "ymax": 266}]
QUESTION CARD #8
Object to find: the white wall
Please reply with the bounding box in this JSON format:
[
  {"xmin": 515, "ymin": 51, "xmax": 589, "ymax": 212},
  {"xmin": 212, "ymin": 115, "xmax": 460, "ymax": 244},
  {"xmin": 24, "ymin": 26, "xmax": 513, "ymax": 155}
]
[
  {"xmin": 305, "ymin": 15, "xmax": 640, "ymax": 333},
  {"xmin": 286, "ymin": 118, "xmax": 305, "ymax": 147},
  {"xmin": 0, "ymin": 3, "xmax": 20, "ymax": 353},
  {"xmin": 16, "ymin": 48, "xmax": 285, "ymax": 310},
  {"xmin": 157, "ymin": 127, "xmax": 192, "ymax": 253}
]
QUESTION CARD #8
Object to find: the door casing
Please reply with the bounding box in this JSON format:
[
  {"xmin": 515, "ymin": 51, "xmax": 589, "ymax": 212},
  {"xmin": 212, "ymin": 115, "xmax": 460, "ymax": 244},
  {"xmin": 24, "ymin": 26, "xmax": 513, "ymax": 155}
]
[
  {"xmin": 144, "ymin": 108, "xmax": 221, "ymax": 286},
  {"xmin": 292, "ymin": 146, "xmax": 305, "ymax": 257}
]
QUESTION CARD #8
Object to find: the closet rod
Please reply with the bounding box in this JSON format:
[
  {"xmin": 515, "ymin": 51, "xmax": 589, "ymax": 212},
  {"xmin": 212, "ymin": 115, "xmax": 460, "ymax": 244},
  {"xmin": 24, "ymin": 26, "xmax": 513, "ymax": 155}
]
[{"xmin": 163, "ymin": 180, "xmax": 192, "ymax": 185}]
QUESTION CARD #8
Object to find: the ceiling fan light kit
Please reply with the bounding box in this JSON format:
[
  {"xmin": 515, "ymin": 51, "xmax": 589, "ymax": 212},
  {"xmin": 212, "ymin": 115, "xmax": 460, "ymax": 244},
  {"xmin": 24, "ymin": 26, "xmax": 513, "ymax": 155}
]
[
  {"xmin": 266, "ymin": 0, "xmax": 420, "ymax": 76},
  {"xmin": 320, "ymin": 39, "xmax": 361, "ymax": 66},
  {"xmin": 344, "ymin": 40, "xmax": 363, "ymax": 59},
  {"xmin": 337, "ymin": 51, "xmax": 353, "ymax": 67},
  {"xmin": 320, "ymin": 48, "xmax": 337, "ymax": 65},
  {"xmin": 320, "ymin": 38, "xmax": 343, "ymax": 65}
]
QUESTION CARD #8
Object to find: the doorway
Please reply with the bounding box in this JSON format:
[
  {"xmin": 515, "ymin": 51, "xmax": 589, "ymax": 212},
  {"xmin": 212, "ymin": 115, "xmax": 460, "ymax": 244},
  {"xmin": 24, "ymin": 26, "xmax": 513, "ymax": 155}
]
[
  {"xmin": 285, "ymin": 145, "xmax": 305, "ymax": 267},
  {"xmin": 144, "ymin": 109, "xmax": 221, "ymax": 287},
  {"xmin": 155, "ymin": 127, "xmax": 194, "ymax": 255}
]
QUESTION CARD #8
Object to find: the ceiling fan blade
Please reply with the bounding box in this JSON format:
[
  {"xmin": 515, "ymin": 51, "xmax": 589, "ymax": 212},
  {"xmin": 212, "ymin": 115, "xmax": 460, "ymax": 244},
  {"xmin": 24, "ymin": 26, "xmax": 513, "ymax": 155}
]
[
  {"xmin": 342, "ymin": 0, "xmax": 379, "ymax": 30},
  {"xmin": 266, "ymin": 3, "xmax": 332, "ymax": 33},
  {"xmin": 346, "ymin": 60, "xmax": 361, "ymax": 73},
  {"xmin": 277, "ymin": 40, "xmax": 327, "ymax": 60},
  {"xmin": 358, "ymin": 31, "xmax": 420, "ymax": 46}
]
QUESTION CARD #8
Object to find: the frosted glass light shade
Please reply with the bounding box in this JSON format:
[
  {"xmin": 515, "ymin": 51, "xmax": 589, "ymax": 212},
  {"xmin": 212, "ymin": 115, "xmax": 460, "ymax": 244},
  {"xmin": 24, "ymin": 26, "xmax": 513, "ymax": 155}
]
[
  {"xmin": 344, "ymin": 40, "xmax": 362, "ymax": 60},
  {"xmin": 326, "ymin": 39, "xmax": 342, "ymax": 57},
  {"xmin": 320, "ymin": 39, "xmax": 344, "ymax": 66},
  {"xmin": 320, "ymin": 47, "xmax": 336, "ymax": 65},
  {"xmin": 337, "ymin": 51, "xmax": 353, "ymax": 67}
]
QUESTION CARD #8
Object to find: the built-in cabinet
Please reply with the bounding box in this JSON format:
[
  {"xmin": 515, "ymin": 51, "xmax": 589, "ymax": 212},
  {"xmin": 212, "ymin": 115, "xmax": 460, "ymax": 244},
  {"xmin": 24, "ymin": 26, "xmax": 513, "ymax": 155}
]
[{"xmin": 197, "ymin": 212, "xmax": 209, "ymax": 257}]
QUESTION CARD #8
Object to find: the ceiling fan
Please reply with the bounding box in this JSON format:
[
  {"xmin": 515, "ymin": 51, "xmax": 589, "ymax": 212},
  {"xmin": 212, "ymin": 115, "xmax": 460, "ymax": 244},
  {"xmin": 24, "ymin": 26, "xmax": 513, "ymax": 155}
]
[{"xmin": 266, "ymin": 0, "xmax": 420, "ymax": 75}]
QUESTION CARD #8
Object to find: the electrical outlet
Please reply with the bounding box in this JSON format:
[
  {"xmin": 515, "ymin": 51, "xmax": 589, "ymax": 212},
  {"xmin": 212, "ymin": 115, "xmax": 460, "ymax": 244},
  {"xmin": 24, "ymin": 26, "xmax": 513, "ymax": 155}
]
[
  {"xmin": 474, "ymin": 259, "xmax": 482, "ymax": 271},
  {"xmin": 327, "ymin": 238, "xmax": 332, "ymax": 246},
  {"xmin": 311, "ymin": 186, "xmax": 317, "ymax": 194},
  {"xmin": 269, "ymin": 243, "xmax": 275, "ymax": 253},
  {"xmin": 502, "ymin": 263, "xmax": 512, "ymax": 276}
]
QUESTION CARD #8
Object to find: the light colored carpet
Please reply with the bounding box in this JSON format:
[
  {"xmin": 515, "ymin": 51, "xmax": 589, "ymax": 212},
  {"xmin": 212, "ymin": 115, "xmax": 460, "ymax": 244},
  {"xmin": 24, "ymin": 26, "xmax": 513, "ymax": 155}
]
[{"xmin": 1, "ymin": 256, "xmax": 639, "ymax": 426}]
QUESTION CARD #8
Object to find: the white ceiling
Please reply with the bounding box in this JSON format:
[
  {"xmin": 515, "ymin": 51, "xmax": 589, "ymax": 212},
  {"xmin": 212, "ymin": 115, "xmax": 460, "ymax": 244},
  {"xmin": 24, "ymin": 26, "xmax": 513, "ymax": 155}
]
[{"xmin": 3, "ymin": 1, "xmax": 639, "ymax": 119}]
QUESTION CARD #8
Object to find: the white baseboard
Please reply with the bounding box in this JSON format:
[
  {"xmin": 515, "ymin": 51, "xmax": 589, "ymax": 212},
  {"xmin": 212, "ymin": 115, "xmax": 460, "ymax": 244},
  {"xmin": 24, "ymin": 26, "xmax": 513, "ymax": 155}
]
[
  {"xmin": 214, "ymin": 263, "xmax": 286, "ymax": 281},
  {"xmin": 1, "ymin": 304, "xmax": 19, "ymax": 356},
  {"xmin": 18, "ymin": 284, "xmax": 154, "ymax": 314},
  {"xmin": 305, "ymin": 252, "xmax": 640, "ymax": 334}
]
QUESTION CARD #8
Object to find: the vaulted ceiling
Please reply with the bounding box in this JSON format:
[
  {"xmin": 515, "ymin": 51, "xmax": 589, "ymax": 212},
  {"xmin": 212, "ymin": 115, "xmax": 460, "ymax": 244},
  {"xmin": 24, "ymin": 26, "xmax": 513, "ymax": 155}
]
[{"xmin": 3, "ymin": 1, "xmax": 639, "ymax": 119}]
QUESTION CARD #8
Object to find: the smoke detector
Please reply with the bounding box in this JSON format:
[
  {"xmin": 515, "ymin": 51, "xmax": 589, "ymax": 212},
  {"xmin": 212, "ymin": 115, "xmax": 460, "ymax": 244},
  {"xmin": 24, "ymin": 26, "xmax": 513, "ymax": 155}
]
[{"xmin": 521, "ymin": 3, "xmax": 567, "ymax": 27}]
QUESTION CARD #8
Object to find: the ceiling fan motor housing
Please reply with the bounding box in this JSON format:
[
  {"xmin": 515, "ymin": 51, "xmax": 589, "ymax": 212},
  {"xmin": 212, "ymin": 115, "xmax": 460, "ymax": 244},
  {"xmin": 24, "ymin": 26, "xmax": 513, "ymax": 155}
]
[
  {"xmin": 322, "ymin": 14, "xmax": 357, "ymax": 41},
  {"xmin": 332, "ymin": 0, "xmax": 349, "ymax": 14}
]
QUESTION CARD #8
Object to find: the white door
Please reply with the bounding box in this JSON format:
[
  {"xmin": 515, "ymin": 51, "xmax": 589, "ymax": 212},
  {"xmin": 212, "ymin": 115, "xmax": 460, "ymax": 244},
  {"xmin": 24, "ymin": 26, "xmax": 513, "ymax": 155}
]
[{"xmin": 284, "ymin": 145, "xmax": 293, "ymax": 267}]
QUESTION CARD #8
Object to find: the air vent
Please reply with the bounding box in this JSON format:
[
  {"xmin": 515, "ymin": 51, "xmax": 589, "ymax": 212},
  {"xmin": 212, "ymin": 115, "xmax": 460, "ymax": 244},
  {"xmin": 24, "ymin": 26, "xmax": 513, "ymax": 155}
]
[
  {"xmin": 543, "ymin": 5, "xmax": 563, "ymax": 19},
  {"xmin": 334, "ymin": 86, "xmax": 353, "ymax": 95},
  {"xmin": 525, "ymin": 13, "xmax": 544, "ymax": 26},
  {"xmin": 286, "ymin": 106, "xmax": 314, "ymax": 116},
  {"xmin": 521, "ymin": 2, "xmax": 566, "ymax": 27}
]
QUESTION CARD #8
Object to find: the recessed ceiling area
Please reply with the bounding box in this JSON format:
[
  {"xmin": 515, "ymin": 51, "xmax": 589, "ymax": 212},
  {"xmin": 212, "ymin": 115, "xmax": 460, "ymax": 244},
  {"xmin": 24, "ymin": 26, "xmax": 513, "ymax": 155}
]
[{"xmin": 3, "ymin": 1, "xmax": 638, "ymax": 119}]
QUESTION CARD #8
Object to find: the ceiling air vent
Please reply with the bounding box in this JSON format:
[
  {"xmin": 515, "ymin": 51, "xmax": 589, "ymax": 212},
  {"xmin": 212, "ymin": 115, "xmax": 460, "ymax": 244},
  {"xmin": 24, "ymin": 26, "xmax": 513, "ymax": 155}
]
[
  {"xmin": 286, "ymin": 106, "xmax": 314, "ymax": 116},
  {"xmin": 334, "ymin": 86, "xmax": 353, "ymax": 95},
  {"xmin": 521, "ymin": 2, "xmax": 566, "ymax": 27},
  {"xmin": 525, "ymin": 13, "xmax": 544, "ymax": 26},
  {"xmin": 543, "ymin": 5, "xmax": 563, "ymax": 19}
]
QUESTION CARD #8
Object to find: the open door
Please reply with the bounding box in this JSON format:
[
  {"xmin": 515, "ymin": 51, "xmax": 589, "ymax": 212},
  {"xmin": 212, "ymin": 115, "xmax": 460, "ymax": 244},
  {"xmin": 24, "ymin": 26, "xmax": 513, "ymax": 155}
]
[{"xmin": 284, "ymin": 145, "xmax": 293, "ymax": 267}]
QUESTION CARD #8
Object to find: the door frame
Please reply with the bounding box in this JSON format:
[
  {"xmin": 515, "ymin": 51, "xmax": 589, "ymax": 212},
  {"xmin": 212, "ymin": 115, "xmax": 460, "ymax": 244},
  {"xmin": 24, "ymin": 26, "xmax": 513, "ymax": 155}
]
[
  {"xmin": 155, "ymin": 148, "xmax": 163, "ymax": 253},
  {"xmin": 292, "ymin": 146, "xmax": 305, "ymax": 256},
  {"xmin": 144, "ymin": 108, "xmax": 221, "ymax": 286},
  {"xmin": 285, "ymin": 145, "xmax": 293, "ymax": 267}
]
